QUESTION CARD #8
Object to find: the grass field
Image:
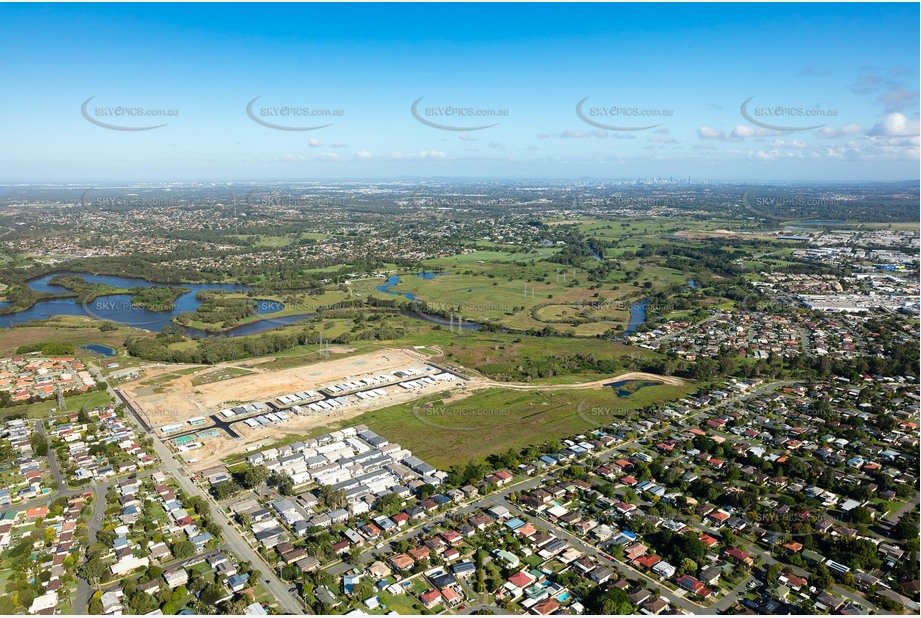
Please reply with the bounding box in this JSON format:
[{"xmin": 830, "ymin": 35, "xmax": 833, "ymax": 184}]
[
  {"xmin": 348, "ymin": 263, "xmax": 654, "ymax": 336},
  {"xmin": 0, "ymin": 389, "xmax": 113, "ymax": 419},
  {"xmin": 139, "ymin": 367, "xmax": 201, "ymax": 385},
  {"xmin": 191, "ymin": 366, "xmax": 254, "ymax": 386},
  {"xmin": 443, "ymin": 335, "xmax": 658, "ymax": 385},
  {"xmin": 355, "ymin": 382, "xmax": 691, "ymax": 468},
  {"xmin": 229, "ymin": 312, "xmax": 663, "ymax": 385},
  {"xmin": 0, "ymin": 315, "xmax": 143, "ymax": 357},
  {"xmin": 175, "ymin": 289, "xmax": 355, "ymax": 332}
]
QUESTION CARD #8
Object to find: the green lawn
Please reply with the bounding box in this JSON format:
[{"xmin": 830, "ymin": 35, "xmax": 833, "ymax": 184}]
[
  {"xmin": 355, "ymin": 382, "xmax": 691, "ymax": 468},
  {"xmin": 1, "ymin": 389, "xmax": 113, "ymax": 419},
  {"xmin": 378, "ymin": 591, "xmax": 424, "ymax": 615}
]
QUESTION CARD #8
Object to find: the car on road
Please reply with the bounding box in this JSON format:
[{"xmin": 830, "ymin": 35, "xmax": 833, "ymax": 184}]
[{"xmin": 375, "ymin": 542, "xmax": 386, "ymax": 549}]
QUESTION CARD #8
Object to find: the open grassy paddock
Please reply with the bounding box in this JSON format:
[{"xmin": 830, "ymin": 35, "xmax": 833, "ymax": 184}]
[{"xmin": 354, "ymin": 381, "xmax": 692, "ymax": 468}]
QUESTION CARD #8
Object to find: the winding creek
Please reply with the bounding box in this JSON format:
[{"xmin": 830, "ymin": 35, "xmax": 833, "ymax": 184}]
[{"xmin": 1, "ymin": 270, "xmax": 651, "ymax": 338}]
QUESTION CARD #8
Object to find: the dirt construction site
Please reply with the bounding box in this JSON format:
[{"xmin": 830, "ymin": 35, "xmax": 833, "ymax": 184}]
[
  {"xmin": 118, "ymin": 348, "xmax": 467, "ymax": 470},
  {"xmin": 117, "ymin": 345, "xmax": 684, "ymax": 472}
]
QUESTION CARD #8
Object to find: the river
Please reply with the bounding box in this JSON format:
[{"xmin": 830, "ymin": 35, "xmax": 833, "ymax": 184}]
[
  {"xmin": 2, "ymin": 270, "xmax": 650, "ymax": 339},
  {"xmin": 0, "ymin": 272, "xmax": 296, "ymax": 337}
]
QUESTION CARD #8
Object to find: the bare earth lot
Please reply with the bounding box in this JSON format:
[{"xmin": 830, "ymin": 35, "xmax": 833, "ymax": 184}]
[
  {"xmin": 121, "ymin": 348, "xmax": 464, "ymax": 470},
  {"xmin": 120, "ymin": 346, "xmax": 685, "ymax": 472},
  {"xmin": 121, "ymin": 348, "xmax": 431, "ymax": 423}
]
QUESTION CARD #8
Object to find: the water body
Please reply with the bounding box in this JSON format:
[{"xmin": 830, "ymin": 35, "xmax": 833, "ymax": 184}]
[
  {"xmin": 376, "ymin": 272, "xmax": 447, "ymax": 301},
  {"xmin": 624, "ymin": 299, "xmax": 649, "ymax": 334},
  {"xmin": 79, "ymin": 344, "xmax": 116, "ymax": 357},
  {"xmin": 784, "ymin": 220, "xmax": 847, "ymax": 233},
  {"xmin": 788, "ymin": 220, "xmax": 846, "ymax": 226},
  {"xmin": 0, "ymin": 273, "xmax": 313, "ymax": 337},
  {"xmin": 0, "ymin": 273, "xmax": 250, "ymax": 332},
  {"xmin": 377, "ymin": 275, "xmax": 414, "ymax": 300},
  {"xmin": 687, "ymin": 279, "xmax": 699, "ymax": 290},
  {"xmin": 399, "ymin": 309, "xmax": 482, "ymax": 331},
  {"xmin": 4, "ymin": 269, "xmax": 641, "ymax": 340},
  {"xmin": 185, "ymin": 313, "xmax": 317, "ymax": 339},
  {"xmin": 605, "ymin": 379, "xmax": 659, "ymax": 398},
  {"xmin": 1, "ymin": 271, "xmax": 451, "ymax": 339}
]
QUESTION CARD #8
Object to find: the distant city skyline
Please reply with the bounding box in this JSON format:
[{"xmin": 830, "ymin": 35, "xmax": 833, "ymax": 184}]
[{"xmin": 1, "ymin": 2, "xmax": 918, "ymax": 182}]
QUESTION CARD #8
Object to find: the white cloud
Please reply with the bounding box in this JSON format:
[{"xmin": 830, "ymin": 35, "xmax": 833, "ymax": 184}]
[
  {"xmin": 869, "ymin": 112, "xmax": 920, "ymax": 137},
  {"xmin": 537, "ymin": 130, "xmax": 623, "ymax": 139},
  {"xmin": 815, "ymin": 124, "xmax": 863, "ymax": 139},
  {"xmin": 560, "ymin": 130, "xmax": 593, "ymax": 139},
  {"xmin": 307, "ymin": 139, "xmax": 323, "ymax": 148},
  {"xmin": 769, "ymin": 139, "xmax": 808, "ymax": 149},
  {"xmin": 749, "ymin": 150, "xmax": 778, "ymax": 161},
  {"xmin": 318, "ymin": 152, "xmax": 339, "ymax": 161},
  {"xmin": 355, "ymin": 150, "xmax": 371, "ymax": 160},
  {"xmin": 387, "ymin": 150, "xmax": 447, "ymax": 160},
  {"xmin": 698, "ymin": 126, "xmax": 726, "ymax": 140},
  {"xmin": 731, "ymin": 125, "xmax": 775, "ymax": 138}
]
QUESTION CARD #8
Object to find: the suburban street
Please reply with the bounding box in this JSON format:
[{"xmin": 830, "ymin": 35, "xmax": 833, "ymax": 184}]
[
  {"xmin": 110, "ymin": 384, "xmax": 307, "ymax": 615},
  {"xmin": 321, "ymin": 380, "xmax": 797, "ymax": 614},
  {"xmin": 73, "ymin": 478, "xmax": 114, "ymax": 613}
]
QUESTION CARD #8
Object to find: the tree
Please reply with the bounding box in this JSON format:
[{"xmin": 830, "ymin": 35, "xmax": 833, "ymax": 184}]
[
  {"xmin": 199, "ymin": 583, "xmax": 226, "ymax": 607},
  {"xmin": 766, "ymin": 563, "xmax": 783, "ymax": 583},
  {"xmin": 849, "ymin": 507, "xmax": 873, "ymax": 525},
  {"xmin": 317, "ymin": 485, "xmax": 347, "ymax": 510},
  {"xmin": 585, "ymin": 586, "xmax": 633, "ymax": 614},
  {"xmin": 375, "ymin": 493, "xmax": 403, "ymax": 516},
  {"xmin": 30, "ymin": 432, "xmax": 48, "ymax": 456},
  {"xmin": 680, "ymin": 558, "xmax": 698, "ymax": 576},
  {"xmin": 811, "ymin": 564, "xmax": 833, "ymax": 591},
  {"xmin": 0, "ymin": 596, "xmax": 14, "ymax": 614},
  {"xmin": 271, "ymin": 472, "xmax": 295, "ymax": 496},
  {"xmin": 238, "ymin": 465, "xmax": 270, "ymax": 489},
  {"xmin": 892, "ymin": 510, "xmax": 919, "ymax": 541},
  {"xmin": 128, "ymin": 590, "xmax": 158, "ymax": 614},
  {"xmin": 78, "ymin": 557, "xmax": 108, "ymax": 583},
  {"xmin": 220, "ymin": 595, "xmax": 253, "ymax": 615},
  {"xmin": 213, "ymin": 480, "xmax": 240, "ymax": 500},
  {"xmin": 172, "ymin": 540, "xmax": 196, "ymax": 560}
]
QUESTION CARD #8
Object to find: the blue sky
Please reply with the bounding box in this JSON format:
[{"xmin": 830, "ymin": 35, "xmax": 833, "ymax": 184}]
[{"xmin": 0, "ymin": 2, "xmax": 918, "ymax": 182}]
